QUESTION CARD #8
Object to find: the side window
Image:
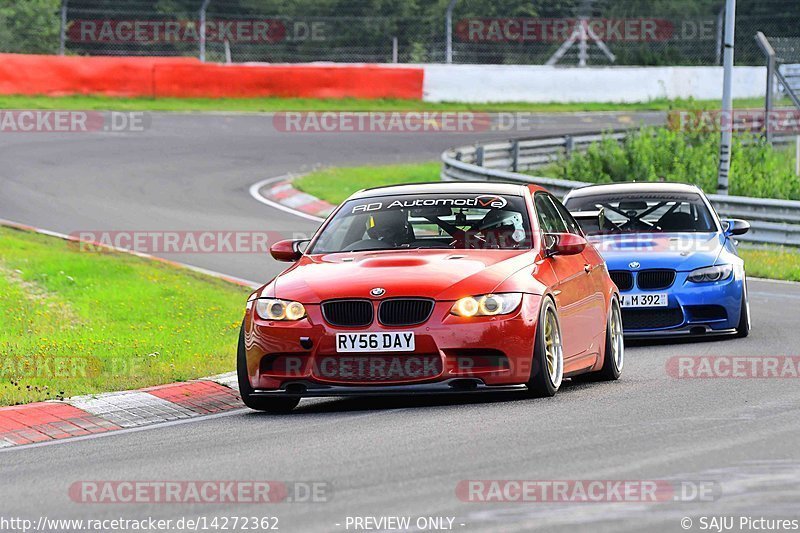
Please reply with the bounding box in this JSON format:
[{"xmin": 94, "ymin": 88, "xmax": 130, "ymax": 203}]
[
  {"xmin": 315, "ymin": 213, "xmax": 364, "ymax": 251},
  {"xmin": 534, "ymin": 193, "xmax": 567, "ymax": 233},
  {"xmin": 551, "ymin": 196, "xmax": 584, "ymax": 235}
]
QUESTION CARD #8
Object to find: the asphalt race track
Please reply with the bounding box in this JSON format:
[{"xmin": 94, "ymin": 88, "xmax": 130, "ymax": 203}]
[{"xmin": 2, "ymin": 111, "xmax": 800, "ymax": 532}]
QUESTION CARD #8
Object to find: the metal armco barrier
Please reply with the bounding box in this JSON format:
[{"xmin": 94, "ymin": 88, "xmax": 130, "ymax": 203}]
[{"xmin": 442, "ymin": 131, "xmax": 800, "ymax": 246}]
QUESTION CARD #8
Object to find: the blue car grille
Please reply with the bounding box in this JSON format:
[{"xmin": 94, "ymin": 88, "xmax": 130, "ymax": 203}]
[
  {"xmin": 637, "ymin": 269, "xmax": 676, "ymax": 290},
  {"xmin": 622, "ymin": 308, "xmax": 684, "ymax": 330},
  {"xmin": 609, "ymin": 271, "xmax": 634, "ymax": 291},
  {"xmin": 610, "ymin": 269, "xmax": 676, "ymax": 291}
]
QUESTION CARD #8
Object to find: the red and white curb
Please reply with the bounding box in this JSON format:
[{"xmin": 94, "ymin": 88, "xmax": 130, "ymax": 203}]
[
  {"xmin": 0, "ymin": 374, "xmax": 240, "ymax": 448},
  {"xmin": 249, "ymin": 174, "xmax": 333, "ymax": 222}
]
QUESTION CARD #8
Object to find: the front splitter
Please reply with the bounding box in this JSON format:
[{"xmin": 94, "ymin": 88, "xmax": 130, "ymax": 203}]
[{"xmin": 251, "ymin": 378, "xmax": 528, "ymax": 397}]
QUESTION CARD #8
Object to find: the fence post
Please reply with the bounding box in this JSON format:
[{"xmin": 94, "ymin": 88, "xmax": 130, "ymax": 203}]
[
  {"xmin": 796, "ymin": 136, "xmax": 800, "ymax": 177},
  {"xmin": 224, "ymin": 39, "xmax": 232, "ymax": 64},
  {"xmin": 511, "ymin": 140, "xmax": 520, "ymax": 172},
  {"xmin": 475, "ymin": 145, "xmax": 485, "ymax": 166},
  {"xmin": 715, "ymin": 7, "xmax": 724, "ymax": 65},
  {"xmin": 199, "ymin": 0, "xmax": 212, "ymax": 62},
  {"xmin": 564, "ymin": 135, "xmax": 574, "ymax": 159},
  {"xmin": 756, "ymin": 32, "xmax": 776, "ymax": 144},
  {"xmin": 445, "ymin": 0, "xmax": 457, "ymax": 64},
  {"xmin": 392, "ymin": 36, "xmax": 398, "ymax": 63},
  {"xmin": 59, "ymin": 0, "xmax": 68, "ymax": 55},
  {"xmin": 716, "ymin": 0, "xmax": 736, "ymax": 196}
]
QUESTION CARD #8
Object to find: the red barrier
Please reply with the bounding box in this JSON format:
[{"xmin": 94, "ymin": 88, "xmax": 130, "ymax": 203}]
[
  {"xmin": 0, "ymin": 54, "xmax": 195, "ymax": 97},
  {"xmin": 154, "ymin": 63, "xmax": 424, "ymax": 100},
  {"xmin": 0, "ymin": 53, "xmax": 424, "ymax": 100}
]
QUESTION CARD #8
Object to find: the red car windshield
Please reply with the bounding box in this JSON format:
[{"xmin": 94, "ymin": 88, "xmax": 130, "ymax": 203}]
[{"xmin": 309, "ymin": 193, "xmax": 532, "ymax": 253}]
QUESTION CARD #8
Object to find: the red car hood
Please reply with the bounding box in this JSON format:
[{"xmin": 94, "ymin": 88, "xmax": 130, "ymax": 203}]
[{"xmin": 271, "ymin": 249, "xmax": 534, "ymax": 302}]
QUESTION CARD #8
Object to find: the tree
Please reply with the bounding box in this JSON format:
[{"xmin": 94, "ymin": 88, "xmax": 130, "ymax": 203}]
[{"xmin": 0, "ymin": 0, "xmax": 61, "ymax": 54}]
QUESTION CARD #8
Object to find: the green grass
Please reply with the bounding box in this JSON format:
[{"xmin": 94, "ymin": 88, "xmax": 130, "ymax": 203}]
[
  {"xmin": 0, "ymin": 226, "xmax": 250, "ymax": 406},
  {"xmin": 293, "ymin": 162, "xmax": 440, "ymax": 205},
  {"xmin": 0, "ymin": 94, "xmax": 790, "ymax": 113},
  {"xmin": 739, "ymin": 246, "xmax": 800, "ymax": 282}
]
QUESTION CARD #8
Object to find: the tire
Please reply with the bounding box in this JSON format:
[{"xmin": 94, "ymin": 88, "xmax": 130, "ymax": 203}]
[
  {"xmin": 735, "ymin": 279, "xmax": 751, "ymax": 338},
  {"xmin": 526, "ymin": 297, "xmax": 564, "ymax": 398},
  {"xmin": 595, "ymin": 296, "xmax": 624, "ymax": 381},
  {"xmin": 237, "ymin": 322, "xmax": 300, "ymax": 413},
  {"xmin": 573, "ymin": 295, "xmax": 624, "ymax": 383}
]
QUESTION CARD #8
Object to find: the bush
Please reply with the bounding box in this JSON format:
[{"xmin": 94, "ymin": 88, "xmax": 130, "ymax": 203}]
[
  {"xmin": 0, "ymin": 0, "xmax": 61, "ymax": 54},
  {"xmin": 550, "ymin": 127, "xmax": 800, "ymax": 200}
]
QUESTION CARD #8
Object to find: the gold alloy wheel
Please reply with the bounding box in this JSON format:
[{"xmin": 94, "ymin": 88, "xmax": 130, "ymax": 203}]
[
  {"xmin": 544, "ymin": 307, "xmax": 564, "ymax": 389},
  {"xmin": 610, "ymin": 299, "xmax": 624, "ymax": 372}
]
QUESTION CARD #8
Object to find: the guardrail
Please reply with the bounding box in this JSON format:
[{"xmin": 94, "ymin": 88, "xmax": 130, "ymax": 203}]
[{"xmin": 441, "ymin": 130, "xmax": 800, "ymax": 246}]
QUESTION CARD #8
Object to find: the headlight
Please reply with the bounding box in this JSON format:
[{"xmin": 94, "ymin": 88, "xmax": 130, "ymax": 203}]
[
  {"xmin": 687, "ymin": 264, "xmax": 733, "ymax": 283},
  {"xmin": 450, "ymin": 293, "xmax": 523, "ymax": 317},
  {"xmin": 255, "ymin": 299, "xmax": 306, "ymax": 321}
]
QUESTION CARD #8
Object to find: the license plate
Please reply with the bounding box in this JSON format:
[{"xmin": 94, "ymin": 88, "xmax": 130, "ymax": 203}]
[
  {"xmin": 336, "ymin": 332, "xmax": 415, "ymax": 353},
  {"xmin": 620, "ymin": 293, "xmax": 668, "ymax": 308}
]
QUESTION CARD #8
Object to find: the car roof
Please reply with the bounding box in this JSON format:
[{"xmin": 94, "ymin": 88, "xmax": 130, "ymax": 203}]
[
  {"xmin": 348, "ymin": 181, "xmax": 532, "ymax": 200},
  {"xmin": 565, "ymin": 181, "xmax": 704, "ymax": 199}
]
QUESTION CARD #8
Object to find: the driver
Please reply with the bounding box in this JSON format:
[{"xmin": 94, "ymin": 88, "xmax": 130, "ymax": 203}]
[
  {"xmin": 366, "ymin": 209, "xmax": 412, "ymax": 247},
  {"xmin": 477, "ymin": 209, "xmax": 525, "ymax": 248}
]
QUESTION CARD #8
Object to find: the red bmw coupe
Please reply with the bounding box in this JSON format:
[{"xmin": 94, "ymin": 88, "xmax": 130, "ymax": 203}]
[{"xmin": 239, "ymin": 182, "xmax": 623, "ymax": 412}]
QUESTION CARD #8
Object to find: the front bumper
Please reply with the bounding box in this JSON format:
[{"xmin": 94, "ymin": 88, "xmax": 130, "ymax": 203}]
[
  {"xmin": 243, "ymin": 295, "xmax": 541, "ymax": 392},
  {"xmin": 248, "ymin": 379, "xmax": 528, "ymax": 398},
  {"xmin": 624, "ymin": 326, "xmax": 737, "ymax": 339},
  {"xmin": 620, "ymin": 270, "xmax": 743, "ymax": 337}
]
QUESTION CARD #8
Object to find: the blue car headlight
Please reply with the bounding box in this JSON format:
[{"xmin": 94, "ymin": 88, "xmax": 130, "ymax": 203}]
[{"xmin": 687, "ymin": 264, "xmax": 733, "ymax": 283}]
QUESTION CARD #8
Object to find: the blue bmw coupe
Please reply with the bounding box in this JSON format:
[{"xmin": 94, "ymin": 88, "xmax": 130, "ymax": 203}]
[{"xmin": 563, "ymin": 182, "xmax": 751, "ymax": 338}]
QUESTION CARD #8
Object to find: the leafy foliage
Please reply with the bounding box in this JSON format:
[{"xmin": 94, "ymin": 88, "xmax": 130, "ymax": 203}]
[
  {"xmin": 550, "ymin": 127, "xmax": 800, "ymax": 200},
  {"xmin": 0, "ymin": 0, "xmax": 61, "ymax": 54},
  {"xmin": 5, "ymin": 0, "xmax": 798, "ymax": 65}
]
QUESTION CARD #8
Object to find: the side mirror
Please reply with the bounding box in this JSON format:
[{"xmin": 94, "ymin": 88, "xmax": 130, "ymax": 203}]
[
  {"xmin": 545, "ymin": 233, "xmax": 587, "ymax": 256},
  {"xmin": 723, "ymin": 219, "xmax": 750, "ymax": 237},
  {"xmin": 270, "ymin": 239, "xmax": 308, "ymax": 262}
]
